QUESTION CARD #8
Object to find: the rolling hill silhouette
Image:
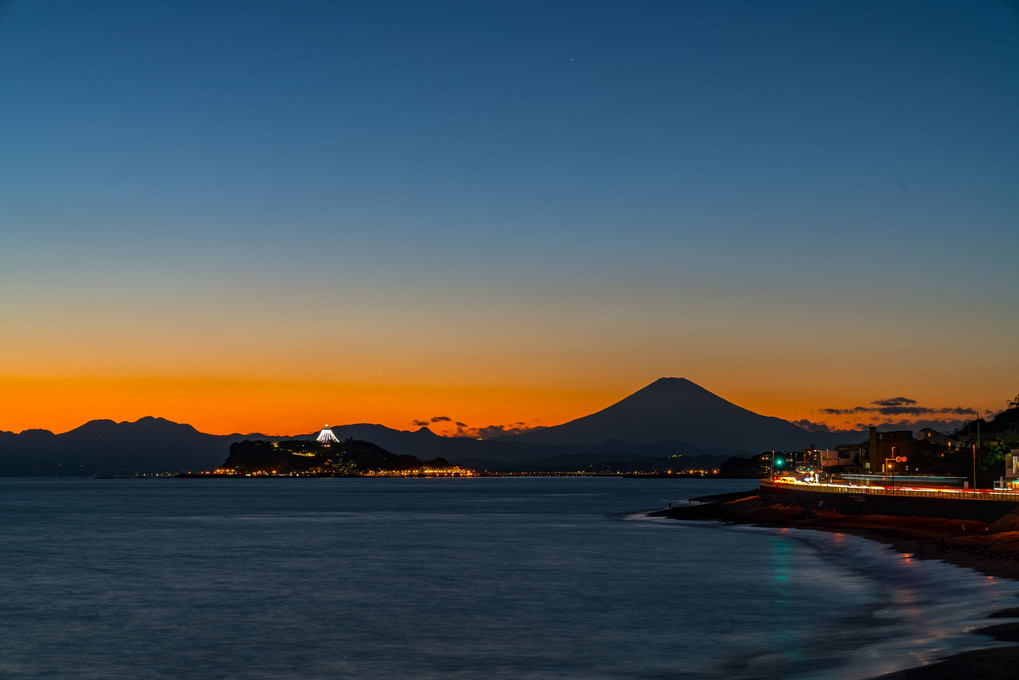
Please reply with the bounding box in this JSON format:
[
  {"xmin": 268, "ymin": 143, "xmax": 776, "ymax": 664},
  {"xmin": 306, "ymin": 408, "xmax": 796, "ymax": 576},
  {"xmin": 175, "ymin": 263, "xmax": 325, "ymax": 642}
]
[
  {"xmin": 0, "ymin": 379, "xmax": 854, "ymax": 474},
  {"xmin": 0, "ymin": 417, "xmax": 272, "ymax": 475}
]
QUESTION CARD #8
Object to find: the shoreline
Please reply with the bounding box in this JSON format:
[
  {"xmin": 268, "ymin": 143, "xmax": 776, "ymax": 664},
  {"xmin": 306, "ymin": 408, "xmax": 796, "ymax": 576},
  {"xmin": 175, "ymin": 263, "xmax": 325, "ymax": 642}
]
[{"xmin": 653, "ymin": 490, "xmax": 1019, "ymax": 679}]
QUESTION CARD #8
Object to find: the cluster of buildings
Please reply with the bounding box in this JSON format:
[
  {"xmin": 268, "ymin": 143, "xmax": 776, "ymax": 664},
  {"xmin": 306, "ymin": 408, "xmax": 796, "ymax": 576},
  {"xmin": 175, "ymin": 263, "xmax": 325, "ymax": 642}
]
[{"xmin": 774, "ymin": 426, "xmax": 1019, "ymax": 490}]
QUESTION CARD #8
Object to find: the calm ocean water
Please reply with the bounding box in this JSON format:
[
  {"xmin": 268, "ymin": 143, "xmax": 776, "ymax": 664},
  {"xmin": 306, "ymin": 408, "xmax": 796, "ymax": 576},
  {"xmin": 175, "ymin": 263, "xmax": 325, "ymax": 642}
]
[{"xmin": 0, "ymin": 477, "xmax": 1015, "ymax": 679}]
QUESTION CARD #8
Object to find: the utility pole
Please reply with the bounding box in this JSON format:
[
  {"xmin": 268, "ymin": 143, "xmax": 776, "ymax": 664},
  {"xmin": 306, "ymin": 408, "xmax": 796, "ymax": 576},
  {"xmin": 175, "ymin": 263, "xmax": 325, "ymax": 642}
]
[{"xmin": 973, "ymin": 443, "xmax": 978, "ymax": 490}]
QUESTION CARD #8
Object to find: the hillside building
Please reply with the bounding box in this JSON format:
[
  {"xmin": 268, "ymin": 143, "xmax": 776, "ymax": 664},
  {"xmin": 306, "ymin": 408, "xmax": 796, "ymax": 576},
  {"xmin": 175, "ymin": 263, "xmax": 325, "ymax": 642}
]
[{"xmin": 867, "ymin": 427, "xmax": 919, "ymax": 472}]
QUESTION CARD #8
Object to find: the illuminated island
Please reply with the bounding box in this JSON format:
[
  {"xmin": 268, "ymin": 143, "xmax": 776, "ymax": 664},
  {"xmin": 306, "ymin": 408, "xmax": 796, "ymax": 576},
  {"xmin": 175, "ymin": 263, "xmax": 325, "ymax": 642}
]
[{"xmin": 199, "ymin": 427, "xmax": 473, "ymax": 477}]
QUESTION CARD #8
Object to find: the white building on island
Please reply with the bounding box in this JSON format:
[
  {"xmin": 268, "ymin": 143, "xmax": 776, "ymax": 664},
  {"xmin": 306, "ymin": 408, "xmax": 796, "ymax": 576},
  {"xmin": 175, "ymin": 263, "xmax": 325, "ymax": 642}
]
[{"xmin": 316, "ymin": 426, "xmax": 340, "ymax": 444}]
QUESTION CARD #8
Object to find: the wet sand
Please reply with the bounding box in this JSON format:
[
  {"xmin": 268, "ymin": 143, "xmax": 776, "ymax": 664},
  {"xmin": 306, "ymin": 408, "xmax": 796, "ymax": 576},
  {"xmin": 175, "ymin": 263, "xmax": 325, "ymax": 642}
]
[{"xmin": 652, "ymin": 491, "xmax": 1019, "ymax": 679}]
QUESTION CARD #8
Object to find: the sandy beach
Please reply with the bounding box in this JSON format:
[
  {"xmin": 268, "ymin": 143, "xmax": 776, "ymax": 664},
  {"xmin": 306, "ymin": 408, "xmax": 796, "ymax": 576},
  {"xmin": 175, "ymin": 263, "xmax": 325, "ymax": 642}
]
[{"xmin": 653, "ymin": 490, "xmax": 1019, "ymax": 679}]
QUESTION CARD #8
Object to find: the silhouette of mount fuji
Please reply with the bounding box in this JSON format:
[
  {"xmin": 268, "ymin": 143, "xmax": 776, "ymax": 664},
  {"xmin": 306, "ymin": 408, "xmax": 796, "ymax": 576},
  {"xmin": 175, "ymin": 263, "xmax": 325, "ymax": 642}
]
[{"xmin": 507, "ymin": 377, "xmax": 825, "ymax": 452}]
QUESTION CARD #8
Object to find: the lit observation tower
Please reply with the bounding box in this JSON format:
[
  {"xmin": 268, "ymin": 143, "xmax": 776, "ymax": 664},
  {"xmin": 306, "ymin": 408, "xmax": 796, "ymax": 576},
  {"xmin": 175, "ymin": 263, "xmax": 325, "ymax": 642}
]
[{"xmin": 317, "ymin": 425, "xmax": 340, "ymax": 444}]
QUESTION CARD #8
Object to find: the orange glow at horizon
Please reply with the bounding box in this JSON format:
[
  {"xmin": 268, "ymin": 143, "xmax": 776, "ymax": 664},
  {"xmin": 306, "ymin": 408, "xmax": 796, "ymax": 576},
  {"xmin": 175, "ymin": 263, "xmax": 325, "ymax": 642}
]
[
  {"xmin": 0, "ymin": 377, "xmax": 624, "ymax": 436},
  {"xmin": 0, "ymin": 374, "xmax": 1001, "ymax": 437}
]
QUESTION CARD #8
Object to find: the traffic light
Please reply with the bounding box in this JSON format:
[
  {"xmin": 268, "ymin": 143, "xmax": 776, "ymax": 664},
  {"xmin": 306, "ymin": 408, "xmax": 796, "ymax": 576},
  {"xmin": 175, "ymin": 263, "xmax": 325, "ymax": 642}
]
[{"xmin": 775, "ymin": 457, "xmax": 784, "ymax": 468}]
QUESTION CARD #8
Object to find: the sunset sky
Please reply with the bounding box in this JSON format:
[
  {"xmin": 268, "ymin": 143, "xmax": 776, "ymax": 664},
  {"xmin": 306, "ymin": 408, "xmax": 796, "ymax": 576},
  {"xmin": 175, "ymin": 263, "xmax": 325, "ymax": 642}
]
[{"xmin": 2, "ymin": 1, "xmax": 1017, "ymax": 436}]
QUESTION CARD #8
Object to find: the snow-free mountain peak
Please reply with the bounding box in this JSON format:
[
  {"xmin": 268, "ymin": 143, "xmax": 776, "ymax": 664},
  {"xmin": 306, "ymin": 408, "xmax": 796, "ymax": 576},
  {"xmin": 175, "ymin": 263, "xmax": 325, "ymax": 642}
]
[{"xmin": 510, "ymin": 377, "xmax": 815, "ymax": 452}]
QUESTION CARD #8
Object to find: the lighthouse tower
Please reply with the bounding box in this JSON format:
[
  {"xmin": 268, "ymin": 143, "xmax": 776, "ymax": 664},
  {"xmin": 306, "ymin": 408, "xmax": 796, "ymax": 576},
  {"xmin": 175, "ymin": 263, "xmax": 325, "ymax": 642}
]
[{"xmin": 317, "ymin": 425, "xmax": 340, "ymax": 444}]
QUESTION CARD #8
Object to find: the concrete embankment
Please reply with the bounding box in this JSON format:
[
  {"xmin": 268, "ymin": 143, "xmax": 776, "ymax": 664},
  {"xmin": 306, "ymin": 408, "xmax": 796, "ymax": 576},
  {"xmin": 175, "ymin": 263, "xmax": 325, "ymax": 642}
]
[
  {"xmin": 761, "ymin": 481, "xmax": 1019, "ymax": 523},
  {"xmin": 645, "ymin": 489, "xmax": 757, "ymax": 519}
]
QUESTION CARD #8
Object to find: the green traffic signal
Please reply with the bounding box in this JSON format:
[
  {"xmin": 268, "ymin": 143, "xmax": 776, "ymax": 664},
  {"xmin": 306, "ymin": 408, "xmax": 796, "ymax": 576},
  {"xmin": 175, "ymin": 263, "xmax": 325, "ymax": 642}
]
[{"xmin": 775, "ymin": 457, "xmax": 784, "ymax": 467}]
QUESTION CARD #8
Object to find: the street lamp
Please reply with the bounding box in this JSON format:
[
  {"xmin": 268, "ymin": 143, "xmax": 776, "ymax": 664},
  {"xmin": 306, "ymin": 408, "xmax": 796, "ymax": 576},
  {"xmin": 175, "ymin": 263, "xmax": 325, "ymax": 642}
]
[{"xmin": 884, "ymin": 456, "xmax": 907, "ymax": 489}]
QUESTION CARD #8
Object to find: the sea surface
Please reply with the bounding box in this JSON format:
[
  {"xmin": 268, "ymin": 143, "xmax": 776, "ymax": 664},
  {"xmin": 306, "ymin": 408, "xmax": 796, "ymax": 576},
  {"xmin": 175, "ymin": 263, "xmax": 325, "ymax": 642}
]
[{"xmin": 0, "ymin": 477, "xmax": 1016, "ymax": 679}]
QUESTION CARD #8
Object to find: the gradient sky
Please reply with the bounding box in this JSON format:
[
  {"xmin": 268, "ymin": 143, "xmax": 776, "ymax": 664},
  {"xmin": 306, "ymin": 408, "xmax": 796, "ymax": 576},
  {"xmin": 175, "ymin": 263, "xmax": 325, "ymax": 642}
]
[{"xmin": 2, "ymin": 1, "xmax": 1017, "ymax": 436}]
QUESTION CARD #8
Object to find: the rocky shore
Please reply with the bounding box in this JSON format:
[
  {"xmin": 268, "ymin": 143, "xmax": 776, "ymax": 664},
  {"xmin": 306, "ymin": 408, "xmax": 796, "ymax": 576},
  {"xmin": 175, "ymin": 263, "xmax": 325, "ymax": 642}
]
[{"xmin": 652, "ymin": 490, "xmax": 1019, "ymax": 679}]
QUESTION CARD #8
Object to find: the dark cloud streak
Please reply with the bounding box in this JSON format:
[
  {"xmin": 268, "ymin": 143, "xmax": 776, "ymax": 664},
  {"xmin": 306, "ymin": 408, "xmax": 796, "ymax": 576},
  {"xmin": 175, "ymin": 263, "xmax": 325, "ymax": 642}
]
[
  {"xmin": 792, "ymin": 419, "xmax": 834, "ymax": 433},
  {"xmin": 821, "ymin": 396, "xmax": 977, "ymax": 419},
  {"xmin": 461, "ymin": 423, "xmax": 547, "ymax": 438},
  {"xmin": 413, "ymin": 415, "xmax": 546, "ymax": 438},
  {"xmin": 872, "ymin": 397, "xmax": 917, "ymax": 407}
]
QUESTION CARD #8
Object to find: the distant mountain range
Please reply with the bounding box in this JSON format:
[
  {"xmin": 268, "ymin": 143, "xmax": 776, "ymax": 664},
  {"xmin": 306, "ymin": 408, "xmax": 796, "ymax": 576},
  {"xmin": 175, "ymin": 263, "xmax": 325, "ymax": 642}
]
[
  {"xmin": 0, "ymin": 417, "xmax": 263, "ymax": 476},
  {"xmin": 0, "ymin": 378, "xmax": 864, "ymax": 475}
]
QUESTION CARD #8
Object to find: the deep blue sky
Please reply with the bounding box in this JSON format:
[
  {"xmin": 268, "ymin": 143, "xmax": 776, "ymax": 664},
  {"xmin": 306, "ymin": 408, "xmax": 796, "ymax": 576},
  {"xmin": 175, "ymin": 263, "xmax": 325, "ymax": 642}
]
[{"xmin": 1, "ymin": 1, "xmax": 1017, "ymax": 433}]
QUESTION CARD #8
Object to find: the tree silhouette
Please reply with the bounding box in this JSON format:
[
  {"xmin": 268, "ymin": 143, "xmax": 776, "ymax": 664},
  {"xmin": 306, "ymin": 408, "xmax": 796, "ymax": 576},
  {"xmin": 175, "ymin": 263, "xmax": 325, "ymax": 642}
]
[{"xmin": 1010, "ymin": 393, "xmax": 1019, "ymax": 410}]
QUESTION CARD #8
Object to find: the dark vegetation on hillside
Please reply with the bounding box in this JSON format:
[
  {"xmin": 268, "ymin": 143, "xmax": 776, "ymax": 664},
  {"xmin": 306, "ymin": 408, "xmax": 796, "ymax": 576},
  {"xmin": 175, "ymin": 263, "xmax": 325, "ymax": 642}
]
[{"xmin": 945, "ymin": 397, "xmax": 1019, "ymax": 482}]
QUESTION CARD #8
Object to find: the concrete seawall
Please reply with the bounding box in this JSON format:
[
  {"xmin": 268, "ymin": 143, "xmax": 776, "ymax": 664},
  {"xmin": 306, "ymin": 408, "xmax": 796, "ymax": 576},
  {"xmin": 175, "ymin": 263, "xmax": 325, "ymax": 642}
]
[{"xmin": 761, "ymin": 481, "xmax": 1019, "ymax": 523}]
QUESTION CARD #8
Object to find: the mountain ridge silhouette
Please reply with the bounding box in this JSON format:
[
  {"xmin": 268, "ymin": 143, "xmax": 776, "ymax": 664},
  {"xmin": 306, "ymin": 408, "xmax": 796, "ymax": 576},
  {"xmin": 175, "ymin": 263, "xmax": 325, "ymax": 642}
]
[{"xmin": 0, "ymin": 378, "xmax": 859, "ymax": 474}]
